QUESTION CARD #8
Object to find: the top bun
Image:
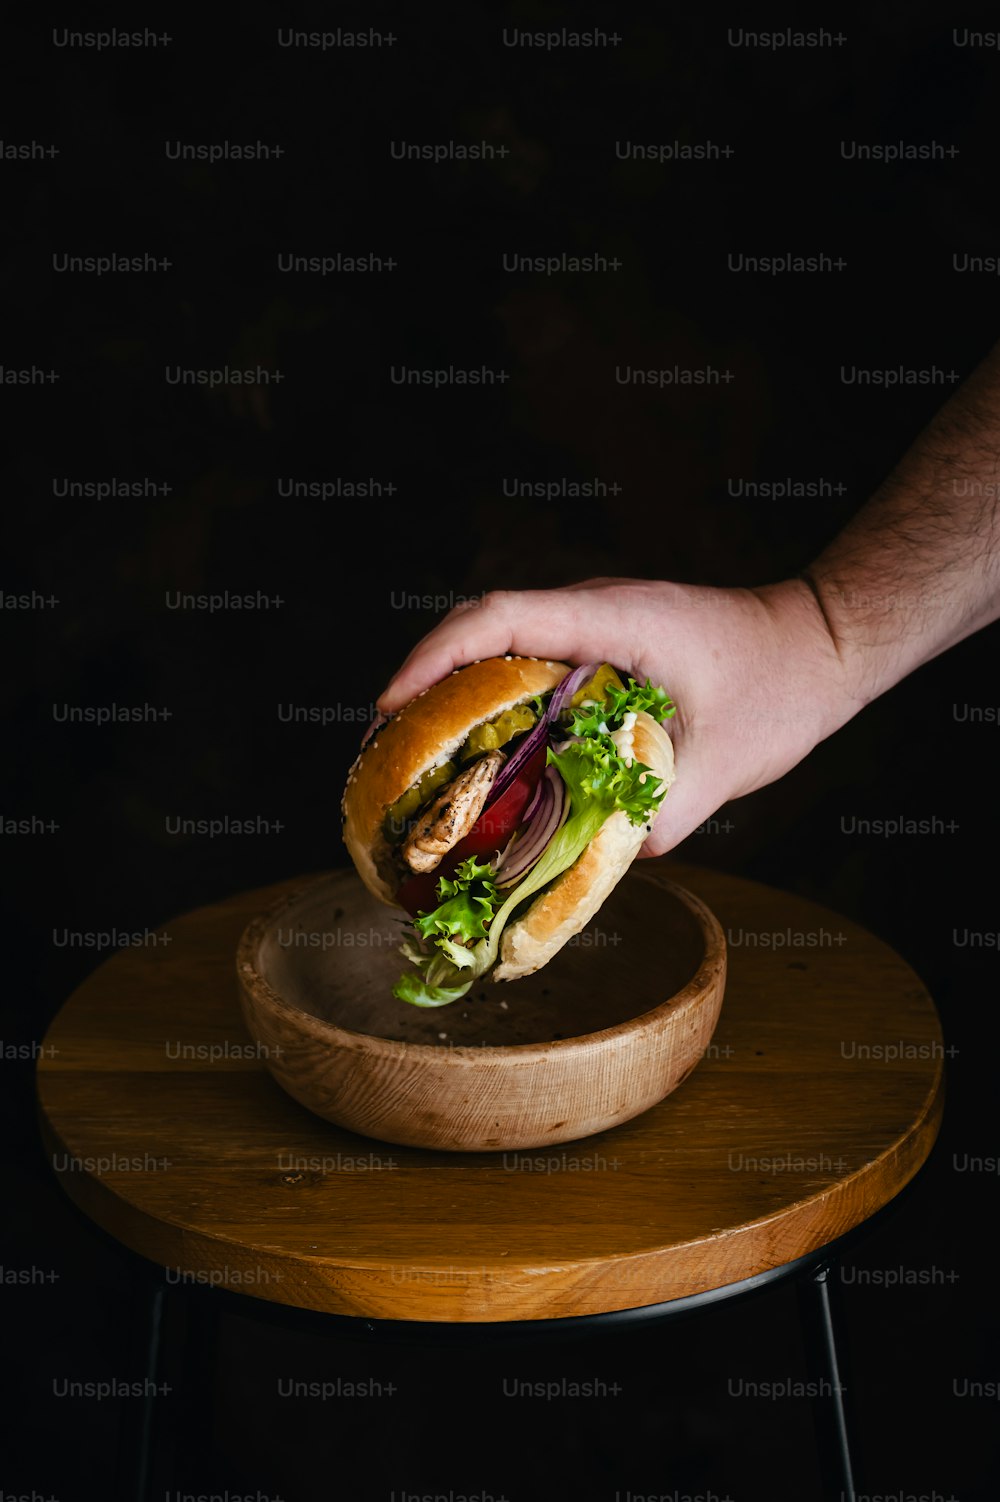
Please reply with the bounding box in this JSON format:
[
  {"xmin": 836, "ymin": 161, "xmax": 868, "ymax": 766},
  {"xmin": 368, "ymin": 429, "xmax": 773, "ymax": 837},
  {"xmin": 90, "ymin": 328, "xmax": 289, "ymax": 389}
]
[{"xmin": 342, "ymin": 656, "xmax": 570, "ymax": 904}]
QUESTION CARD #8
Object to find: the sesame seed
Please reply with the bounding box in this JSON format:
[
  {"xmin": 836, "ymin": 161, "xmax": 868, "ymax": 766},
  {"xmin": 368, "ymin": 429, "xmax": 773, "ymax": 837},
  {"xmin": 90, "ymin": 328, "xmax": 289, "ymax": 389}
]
[{"xmin": 500, "ymin": 1000, "xmax": 508, "ymax": 1010}]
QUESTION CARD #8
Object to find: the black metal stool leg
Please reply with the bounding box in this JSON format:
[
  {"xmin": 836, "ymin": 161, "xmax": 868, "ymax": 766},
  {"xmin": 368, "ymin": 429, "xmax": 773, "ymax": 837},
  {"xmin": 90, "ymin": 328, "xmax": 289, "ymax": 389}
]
[
  {"xmin": 796, "ymin": 1258, "xmax": 857, "ymax": 1502},
  {"xmin": 114, "ymin": 1268, "xmax": 166, "ymax": 1502},
  {"xmin": 172, "ymin": 1280, "xmax": 223, "ymax": 1477}
]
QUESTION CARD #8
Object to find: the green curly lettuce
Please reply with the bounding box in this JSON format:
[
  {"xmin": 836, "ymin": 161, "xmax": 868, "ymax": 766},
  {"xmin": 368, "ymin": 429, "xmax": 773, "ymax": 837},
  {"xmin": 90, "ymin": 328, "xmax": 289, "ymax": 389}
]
[
  {"xmin": 548, "ymin": 735, "xmax": 669, "ymax": 828},
  {"xmin": 412, "ymin": 857, "xmax": 499, "ymax": 969},
  {"xmin": 566, "ymin": 675, "xmax": 676, "ymax": 740}
]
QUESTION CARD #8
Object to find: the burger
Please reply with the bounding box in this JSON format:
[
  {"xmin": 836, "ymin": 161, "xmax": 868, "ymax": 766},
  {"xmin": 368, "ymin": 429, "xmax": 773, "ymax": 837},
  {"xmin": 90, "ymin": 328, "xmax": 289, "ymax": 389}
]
[{"xmin": 341, "ymin": 657, "xmax": 676, "ymax": 1006}]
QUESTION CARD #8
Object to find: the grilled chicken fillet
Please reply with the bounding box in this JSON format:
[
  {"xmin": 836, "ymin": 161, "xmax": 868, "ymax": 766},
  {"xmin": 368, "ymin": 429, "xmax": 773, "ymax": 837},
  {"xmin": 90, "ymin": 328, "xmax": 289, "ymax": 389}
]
[{"xmin": 401, "ymin": 751, "xmax": 504, "ymax": 874}]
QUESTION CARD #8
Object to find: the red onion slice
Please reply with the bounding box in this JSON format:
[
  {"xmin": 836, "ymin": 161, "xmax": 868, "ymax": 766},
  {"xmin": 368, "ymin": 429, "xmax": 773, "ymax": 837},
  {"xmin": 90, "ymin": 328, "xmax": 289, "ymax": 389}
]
[
  {"xmin": 495, "ymin": 785, "xmax": 554, "ymax": 888},
  {"xmin": 484, "ymin": 663, "xmax": 599, "ymax": 809},
  {"xmin": 521, "ymin": 769, "xmax": 548, "ymax": 825},
  {"xmin": 495, "ymin": 766, "xmax": 569, "ymax": 888},
  {"xmin": 546, "ymin": 661, "xmax": 601, "ymax": 722}
]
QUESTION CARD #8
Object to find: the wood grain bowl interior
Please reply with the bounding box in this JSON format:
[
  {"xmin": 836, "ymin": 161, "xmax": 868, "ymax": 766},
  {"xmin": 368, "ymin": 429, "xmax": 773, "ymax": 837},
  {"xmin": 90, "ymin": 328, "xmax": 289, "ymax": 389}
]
[{"xmin": 237, "ymin": 868, "xmax": 727, "ymax": 1151}]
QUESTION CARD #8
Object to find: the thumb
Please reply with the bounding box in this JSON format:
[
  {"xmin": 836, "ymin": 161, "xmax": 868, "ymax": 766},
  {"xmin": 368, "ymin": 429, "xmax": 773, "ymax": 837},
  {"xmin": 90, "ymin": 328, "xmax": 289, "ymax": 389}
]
[{"xmin": 635, "ymin": 752, "xmax": 724, "ymax": 857}]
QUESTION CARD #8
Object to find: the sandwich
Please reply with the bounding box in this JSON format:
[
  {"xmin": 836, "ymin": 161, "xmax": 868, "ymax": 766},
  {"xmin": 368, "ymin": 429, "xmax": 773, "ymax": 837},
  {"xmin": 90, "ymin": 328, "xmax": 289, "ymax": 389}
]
[{"xmin": 341, "ymin": 658, "xmax": 676, "ymax": 1006}]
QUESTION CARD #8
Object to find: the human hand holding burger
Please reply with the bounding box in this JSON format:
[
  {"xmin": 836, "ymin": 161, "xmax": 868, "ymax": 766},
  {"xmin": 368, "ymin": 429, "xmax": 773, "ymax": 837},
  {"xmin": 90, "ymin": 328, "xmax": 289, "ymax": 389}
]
[
  {"xmin": 343, "ymin": 575, "xmax": 849, "ymax": 1009},
  {"xmin": 348, "ymin": 338, "xmax": 1000, "ymax": 1007},
  {"xmin": 373, "ymin": 576, "xmax": 851, "ymax": 860}
]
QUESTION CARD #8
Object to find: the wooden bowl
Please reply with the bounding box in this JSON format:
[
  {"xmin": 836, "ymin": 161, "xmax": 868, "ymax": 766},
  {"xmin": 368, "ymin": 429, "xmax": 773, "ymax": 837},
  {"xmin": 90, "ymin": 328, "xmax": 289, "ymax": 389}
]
[{"xmin": 236, "ymin": 866, "xmax": 726, "ymax": 1152}]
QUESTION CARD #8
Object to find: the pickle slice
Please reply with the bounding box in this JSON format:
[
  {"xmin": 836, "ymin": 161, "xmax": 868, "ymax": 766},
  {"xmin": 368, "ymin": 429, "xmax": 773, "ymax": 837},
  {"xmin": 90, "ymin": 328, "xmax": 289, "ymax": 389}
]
[
  {"xmin": 384, "ymin": 759, "xmax": 457, "ymax": 841},
  {"xmin": 570, "ymin": 662, "xmax": 625, "ymax": 708},
  {"xmin": 459, "ymin": 703, "xmax": 537, "ymax": 762}
]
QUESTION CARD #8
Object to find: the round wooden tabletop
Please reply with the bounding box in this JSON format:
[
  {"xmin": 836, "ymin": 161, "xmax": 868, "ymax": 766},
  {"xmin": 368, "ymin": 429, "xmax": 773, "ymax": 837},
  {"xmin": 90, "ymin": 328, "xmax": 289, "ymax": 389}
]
[{"xmin": 37, "ymin": 863, "xmax": 944, "ymax": 1323}]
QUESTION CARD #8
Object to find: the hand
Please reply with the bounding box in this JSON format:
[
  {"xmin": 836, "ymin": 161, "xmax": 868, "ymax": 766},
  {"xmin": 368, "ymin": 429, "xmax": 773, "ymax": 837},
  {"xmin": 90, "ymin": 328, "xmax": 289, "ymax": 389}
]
[{"xmin": 376, "ymin": 577, "xmax": 851, "ymax": 856}]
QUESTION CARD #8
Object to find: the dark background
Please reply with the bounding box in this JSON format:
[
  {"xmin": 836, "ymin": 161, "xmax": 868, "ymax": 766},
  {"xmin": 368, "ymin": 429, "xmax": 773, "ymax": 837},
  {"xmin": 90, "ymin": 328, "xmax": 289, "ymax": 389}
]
[{"xmin": 3, "ymin": 7, "xmax": 999, "ymax": 1499}]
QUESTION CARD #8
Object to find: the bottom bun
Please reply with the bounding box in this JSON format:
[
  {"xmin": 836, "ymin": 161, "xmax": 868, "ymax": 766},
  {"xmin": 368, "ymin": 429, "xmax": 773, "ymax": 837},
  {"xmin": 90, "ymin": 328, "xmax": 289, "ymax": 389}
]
[{"xmin": 493, "ymin": 711, "xmax": 675, "ymax": 982}]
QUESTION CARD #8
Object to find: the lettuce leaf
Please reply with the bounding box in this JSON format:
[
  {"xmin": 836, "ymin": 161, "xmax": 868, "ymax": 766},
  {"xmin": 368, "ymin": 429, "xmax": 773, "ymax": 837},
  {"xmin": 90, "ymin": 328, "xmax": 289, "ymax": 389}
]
[
  {"xmin": 607, "ymin": 676, "xmax": 676, "ymax": 724},
  {"xmin": 413, "ymin": 857, "xmax": 499, "ymax": 947},
  {"xmin": 548, "ymin": 737, "xmax": 667, "ymax": 827},
  {"xmin": 567, "ymin": 675, "xmax": 676, "ymax": 740}
]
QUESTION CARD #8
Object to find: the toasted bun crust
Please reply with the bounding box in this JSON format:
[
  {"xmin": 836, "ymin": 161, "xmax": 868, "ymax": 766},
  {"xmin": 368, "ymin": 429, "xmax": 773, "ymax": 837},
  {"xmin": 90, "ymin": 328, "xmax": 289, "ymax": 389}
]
[
  {"xmin": 493, "ymin": 711, "xmax": 675, "ymax": 981},
  {"xmin": 342, "ymin": 656, "xmax": 570, "ymax": 904}
]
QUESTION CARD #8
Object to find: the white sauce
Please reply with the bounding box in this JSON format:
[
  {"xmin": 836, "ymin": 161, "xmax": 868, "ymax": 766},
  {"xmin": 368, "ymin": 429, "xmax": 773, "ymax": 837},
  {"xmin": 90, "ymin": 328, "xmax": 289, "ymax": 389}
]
[{"xmin": 609, "ymin": 711, "xmax": 637, "ymax": 766}]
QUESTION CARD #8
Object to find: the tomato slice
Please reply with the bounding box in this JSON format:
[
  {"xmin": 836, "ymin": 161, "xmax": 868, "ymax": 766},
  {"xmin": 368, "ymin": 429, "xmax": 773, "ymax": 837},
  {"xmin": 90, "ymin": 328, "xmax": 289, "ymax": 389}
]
[
  {"xmin": 395, "ymin": 741, "xmax": 547, "ymax": 918},
  {"xmin": 395, "ymin": 869, "xmax": 443, "ymax": 919}
]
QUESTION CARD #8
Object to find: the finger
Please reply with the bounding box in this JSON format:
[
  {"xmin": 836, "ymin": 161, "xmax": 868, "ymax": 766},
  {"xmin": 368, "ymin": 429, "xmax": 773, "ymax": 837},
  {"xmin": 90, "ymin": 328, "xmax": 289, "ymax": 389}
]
[
  {"xmin": 376, "ymin": 587, "xmax": 625, "ymax": 712},
  {"xmin": 553, "ymin": 576, "xmax": 639, "ymax": 592}
]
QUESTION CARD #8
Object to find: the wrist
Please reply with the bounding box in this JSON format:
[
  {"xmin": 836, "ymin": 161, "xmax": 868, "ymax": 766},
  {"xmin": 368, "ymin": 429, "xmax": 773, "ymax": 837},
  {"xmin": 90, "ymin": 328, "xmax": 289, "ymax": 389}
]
[{"xmin": 750, "ymin": 576, "xmax": 861, "ymax": 769}]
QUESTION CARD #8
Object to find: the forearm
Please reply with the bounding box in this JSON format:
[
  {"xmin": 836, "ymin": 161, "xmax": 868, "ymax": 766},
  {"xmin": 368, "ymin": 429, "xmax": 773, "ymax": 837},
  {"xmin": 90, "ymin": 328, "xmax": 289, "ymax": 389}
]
[{"xmin": 801, "ymin": 339, "xmax": 1000, "ymax": 715}]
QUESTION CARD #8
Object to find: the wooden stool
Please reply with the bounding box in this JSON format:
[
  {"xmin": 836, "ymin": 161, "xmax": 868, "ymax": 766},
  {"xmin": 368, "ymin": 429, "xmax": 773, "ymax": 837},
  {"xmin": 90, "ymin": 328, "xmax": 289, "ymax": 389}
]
[{"xmin": 37, "ymin": 863, "xmax": 944, "ymax": 1500}]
